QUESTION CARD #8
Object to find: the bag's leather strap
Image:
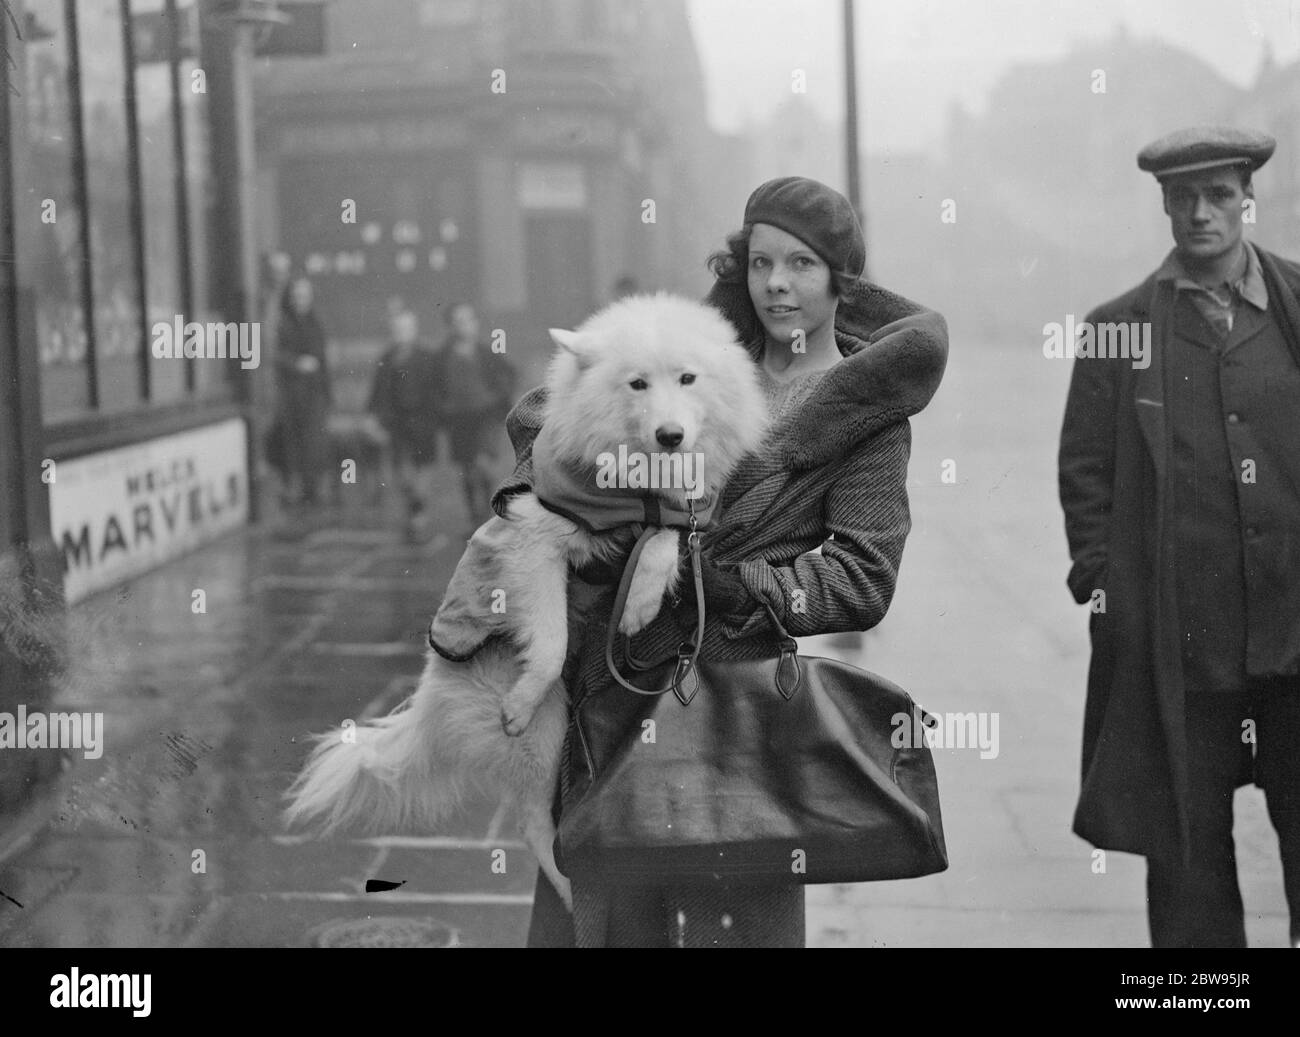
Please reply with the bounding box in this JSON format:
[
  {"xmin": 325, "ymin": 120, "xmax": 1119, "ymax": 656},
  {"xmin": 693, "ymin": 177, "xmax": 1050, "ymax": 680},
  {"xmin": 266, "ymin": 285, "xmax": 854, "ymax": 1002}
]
[
  {"xmin": 604, "ymin": 521, "xmax": 805, "ymax": 704},
  {"xmin": 604, "ymin": 525, "xmax": 706, "ymax": 704}
]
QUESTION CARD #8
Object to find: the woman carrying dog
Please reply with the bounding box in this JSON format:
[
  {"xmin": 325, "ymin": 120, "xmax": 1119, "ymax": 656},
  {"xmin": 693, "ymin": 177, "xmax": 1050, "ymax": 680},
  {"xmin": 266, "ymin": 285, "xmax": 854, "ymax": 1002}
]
[{"xmin": 494, "ymin": 176, "xmax": 949, "ymax": 947}]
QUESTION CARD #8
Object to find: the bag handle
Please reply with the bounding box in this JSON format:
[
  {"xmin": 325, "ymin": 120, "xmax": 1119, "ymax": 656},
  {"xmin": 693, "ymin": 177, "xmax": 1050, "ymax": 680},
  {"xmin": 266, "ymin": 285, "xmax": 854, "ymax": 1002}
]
[
  {"xmin": 604, "ymin": 518, "xmax": 803, "ymax": 704},
  {"xmin": 604, "ymin": 523, "xmax": 706, "ymax": 704}
]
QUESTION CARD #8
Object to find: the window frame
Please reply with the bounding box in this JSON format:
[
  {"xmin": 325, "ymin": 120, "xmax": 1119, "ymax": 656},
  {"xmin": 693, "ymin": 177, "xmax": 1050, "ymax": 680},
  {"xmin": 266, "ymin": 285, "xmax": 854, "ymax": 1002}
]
[{"xmin": 40, "ymin": 0, "xmax": 232, "ymax": 454}]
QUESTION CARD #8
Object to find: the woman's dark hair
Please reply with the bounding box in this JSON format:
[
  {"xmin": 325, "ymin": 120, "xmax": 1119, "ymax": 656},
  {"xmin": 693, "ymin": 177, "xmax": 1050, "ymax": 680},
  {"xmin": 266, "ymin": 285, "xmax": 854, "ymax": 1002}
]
[{"xmin": 707, "ymin": 225, "xmax": 857, "ymax": 302}]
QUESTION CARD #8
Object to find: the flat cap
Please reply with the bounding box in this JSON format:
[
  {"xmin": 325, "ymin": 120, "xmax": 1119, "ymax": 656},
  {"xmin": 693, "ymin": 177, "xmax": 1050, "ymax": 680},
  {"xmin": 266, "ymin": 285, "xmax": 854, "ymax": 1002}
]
[{"xmin": 1137, "ymin": 126, "xmax": 1276, "ymax": 179}]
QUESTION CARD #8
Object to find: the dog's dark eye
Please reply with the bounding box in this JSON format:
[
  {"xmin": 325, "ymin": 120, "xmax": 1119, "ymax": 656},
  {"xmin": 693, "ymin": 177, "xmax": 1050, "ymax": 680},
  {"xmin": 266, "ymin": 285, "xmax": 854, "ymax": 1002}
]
[
  {"xmin": 629, "ymin": 378, "xmax": 648, "ymax": 391},
  {"xmin": 680, "ymin": 373, "xmax": 695, "ymax": 385}
]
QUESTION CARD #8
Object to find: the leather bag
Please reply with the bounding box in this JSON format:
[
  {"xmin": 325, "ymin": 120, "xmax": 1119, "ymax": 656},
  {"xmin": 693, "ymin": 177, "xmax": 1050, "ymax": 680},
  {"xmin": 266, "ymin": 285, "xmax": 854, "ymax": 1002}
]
[{"xmin": 555, "ymin": 527, "xmax": 949, "ymax": 886}]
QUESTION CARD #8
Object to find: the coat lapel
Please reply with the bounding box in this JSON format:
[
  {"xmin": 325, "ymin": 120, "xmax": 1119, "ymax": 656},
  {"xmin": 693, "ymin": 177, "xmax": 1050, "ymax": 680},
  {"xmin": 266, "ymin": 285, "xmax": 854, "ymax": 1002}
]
[
  {"xmin": 1257, "ymin": 247, "xmax": 1300, "ymax": 370},
  {"xmin": 1133, "ymin": 275, "xmax": 1167, "ymax": 482},
  {"xmin": 704, "ymin": 278, "xmax": 948, "ymax": 476},
  {"xmin": 1221, "ymin": 302, "xmax": 1269, "ymax": 355}
]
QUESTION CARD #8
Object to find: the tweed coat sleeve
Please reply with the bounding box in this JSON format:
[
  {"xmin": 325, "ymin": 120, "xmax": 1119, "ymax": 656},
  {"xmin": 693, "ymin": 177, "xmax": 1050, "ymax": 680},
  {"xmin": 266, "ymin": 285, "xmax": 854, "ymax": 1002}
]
[
  {"xmin": 1058, "ymin": 304, "xmax": 1119, "ymax": 605},
  {"xmin": 490, "ymin": 385, "xmax": 548, "ymax": 517},
  {"xmin": 731, "ymin": 420, "xmax": 913, "ymax": 638}
]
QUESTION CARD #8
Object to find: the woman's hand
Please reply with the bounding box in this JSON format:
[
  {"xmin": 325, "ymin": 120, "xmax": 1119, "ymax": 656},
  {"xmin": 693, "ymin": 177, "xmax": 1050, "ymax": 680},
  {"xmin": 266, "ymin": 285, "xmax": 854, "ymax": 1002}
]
[{"xmin": 691, "ymin": 552, "xmax": 752, "ymax": 618}]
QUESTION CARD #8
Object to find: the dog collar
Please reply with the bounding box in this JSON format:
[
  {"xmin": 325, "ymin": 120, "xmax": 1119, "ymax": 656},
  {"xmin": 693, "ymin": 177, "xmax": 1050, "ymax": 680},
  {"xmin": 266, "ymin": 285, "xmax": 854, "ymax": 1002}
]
[{"xmin": 529, "ymin": 424, "xmax": 718, "ymax": 534}]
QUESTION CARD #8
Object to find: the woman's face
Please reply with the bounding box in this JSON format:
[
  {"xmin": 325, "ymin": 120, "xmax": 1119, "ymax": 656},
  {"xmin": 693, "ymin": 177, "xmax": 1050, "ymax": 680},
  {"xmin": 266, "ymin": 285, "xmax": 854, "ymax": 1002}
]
[{"xmin": 746, "ymin": 223, "xmax": 837, "ymax": 348}]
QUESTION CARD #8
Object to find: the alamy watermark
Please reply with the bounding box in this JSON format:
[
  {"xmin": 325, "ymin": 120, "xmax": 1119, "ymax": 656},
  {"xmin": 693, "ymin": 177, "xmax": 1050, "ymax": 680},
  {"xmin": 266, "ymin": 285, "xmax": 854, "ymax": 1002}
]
[
  {"xmin": 50, "ymin": 968, "xmax": 151, "ymax": 1016},
  {"xmin": 151, "ymin": 316, "xmax": 261, "ymax": 370},
  {"xmin": 1043, "ymin": 315, "xmax": 1151, "ymax": 369},
  {"xmin": 0, "ymin": 705, "xmax": 103, "ymax": 759},
  {"xmin": 892, "ymin": 709, "xmax": 1000, "ymax": 760},
  {"xmin": 596, "ymin": 445, "xmax": 705, "ymax": 500}
]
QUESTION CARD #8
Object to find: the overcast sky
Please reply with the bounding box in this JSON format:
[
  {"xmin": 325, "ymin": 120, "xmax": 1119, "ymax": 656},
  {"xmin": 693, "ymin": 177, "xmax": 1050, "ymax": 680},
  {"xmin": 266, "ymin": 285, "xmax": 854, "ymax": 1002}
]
[{"xmin": 685, "ymin": 0, "xmax": 1300, "ymax": 153}]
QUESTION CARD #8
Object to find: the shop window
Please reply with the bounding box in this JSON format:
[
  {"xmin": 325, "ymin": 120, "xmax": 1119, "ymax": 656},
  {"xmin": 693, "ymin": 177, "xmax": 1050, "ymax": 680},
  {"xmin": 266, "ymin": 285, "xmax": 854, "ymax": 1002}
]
[
  {"xmin": 18, "ymin": 0, "xmax": 92, "ymax": 423},
  {"xmin": 133, "ymin": 0, "xmax": 185, "ymax": 404},
  {"xmin": 77, "ymin": 0, "xmax": 144, "ymax": 415},
  {"xmin": 21, "ymin": 0, "xmax": 224, "ymax": 427},
  {"xmin": 179, "ymin": 55, "xmax": 225, "ymax": 400}
]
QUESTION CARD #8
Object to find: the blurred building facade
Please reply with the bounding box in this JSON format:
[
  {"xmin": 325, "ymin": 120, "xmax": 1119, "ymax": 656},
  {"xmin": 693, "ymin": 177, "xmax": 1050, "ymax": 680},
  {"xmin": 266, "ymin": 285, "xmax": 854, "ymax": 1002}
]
[
  {"xmin": 0, "ymin": 0, "xmax": 291, "ymax": 810},
  {"xmin": 1233, "ymin": 51, "xmax": 1300, "ymax": 259},
  {"xmin": 858, "ymin": 30, "xmax": 1300, "ymax": 342},
  {"xmin": 745, "ymin": 94, "xmax": 843, "ymax": 199},
  {"xmin": 0, "ymin": 0, "xmax": 739, "ymax": 813},
  {"xmin": 252, "ymin": 0, "xmax": 732, "ymax": 385}
]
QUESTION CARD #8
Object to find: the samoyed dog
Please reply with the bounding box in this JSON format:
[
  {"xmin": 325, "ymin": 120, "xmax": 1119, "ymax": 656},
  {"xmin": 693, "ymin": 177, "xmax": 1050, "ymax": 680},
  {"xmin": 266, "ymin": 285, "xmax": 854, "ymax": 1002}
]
[{"xmin": 284, "ymin": 293, "xmax": 770, "ymax": 909}]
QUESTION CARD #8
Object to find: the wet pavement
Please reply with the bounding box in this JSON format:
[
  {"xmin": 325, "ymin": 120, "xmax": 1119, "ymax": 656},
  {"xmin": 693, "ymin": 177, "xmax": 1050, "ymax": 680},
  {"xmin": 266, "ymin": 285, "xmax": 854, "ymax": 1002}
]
[
  {"xmin": 0, "ymin": 341, "xmax": 1292, "ymax": 947},
  {"xmin": 802, "ymin": 337, "xmax": 1290, "ymax": 948},
  {"xmin": 0, "ymin": 458, "xmax": 535, "ymax": 948}
]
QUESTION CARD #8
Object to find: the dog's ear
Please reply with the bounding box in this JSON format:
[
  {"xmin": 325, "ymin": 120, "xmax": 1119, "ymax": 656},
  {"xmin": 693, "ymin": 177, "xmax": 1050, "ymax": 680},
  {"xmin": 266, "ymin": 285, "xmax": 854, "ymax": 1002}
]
[{"xmin": 549, "ymin": 328, "xmax": 594, "ymax": 370}]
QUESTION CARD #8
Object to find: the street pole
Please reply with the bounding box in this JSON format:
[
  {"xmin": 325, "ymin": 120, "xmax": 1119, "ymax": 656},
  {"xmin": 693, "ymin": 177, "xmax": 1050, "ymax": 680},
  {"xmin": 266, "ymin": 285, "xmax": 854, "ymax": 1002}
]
[
  {"xmin": 843, "ymin": 0, "xmax": 866, "ymax": 278},
  {"xmin": 209, "ymin": 1, "xmax": 287, "ymax": 522}
]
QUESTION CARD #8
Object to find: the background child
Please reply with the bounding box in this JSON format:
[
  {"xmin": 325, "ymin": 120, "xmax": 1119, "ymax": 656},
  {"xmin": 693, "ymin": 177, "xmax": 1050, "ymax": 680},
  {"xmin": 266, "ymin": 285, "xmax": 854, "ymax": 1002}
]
[
  {"xmin": 368, "ymin": 308, "xmax": 443, "ymax": 542},
  {"xmin": 439, "ymin": 302, "xmax": 517, "ymax": 530}
]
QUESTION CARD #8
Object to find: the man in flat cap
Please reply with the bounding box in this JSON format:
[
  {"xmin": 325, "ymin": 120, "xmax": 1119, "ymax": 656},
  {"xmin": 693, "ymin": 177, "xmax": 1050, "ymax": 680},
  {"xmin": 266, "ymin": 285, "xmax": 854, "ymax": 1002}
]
[{"xmin": 1058, "ymin": 127, "xmax": 1300, "ymax": 947}]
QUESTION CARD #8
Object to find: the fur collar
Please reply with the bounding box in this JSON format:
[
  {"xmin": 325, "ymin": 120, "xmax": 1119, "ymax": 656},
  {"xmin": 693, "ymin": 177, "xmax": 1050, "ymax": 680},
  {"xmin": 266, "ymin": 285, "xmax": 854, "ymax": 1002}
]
[
  {"xmin": 703, "ymin": 278, "xmax": 949, "ymax": 469},
  {"xmin": 498, "ymin": 281, "xmax": 948, "ymax": 492}
]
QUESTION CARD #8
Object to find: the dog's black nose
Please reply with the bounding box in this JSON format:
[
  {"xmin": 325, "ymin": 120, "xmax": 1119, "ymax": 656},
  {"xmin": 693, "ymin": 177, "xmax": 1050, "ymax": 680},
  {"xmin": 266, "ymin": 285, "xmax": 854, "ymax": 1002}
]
[{"xmin": 656, "ymin": 426, "xmax": 684, "ymax": 449}]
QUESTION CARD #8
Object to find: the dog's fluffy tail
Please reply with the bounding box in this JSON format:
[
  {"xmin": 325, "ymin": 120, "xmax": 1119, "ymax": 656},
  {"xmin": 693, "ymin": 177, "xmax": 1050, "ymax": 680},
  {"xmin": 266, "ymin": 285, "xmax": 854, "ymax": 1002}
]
[{"xmin": 283, "ymin": 655, "xmax": 488, "ymax": 837}]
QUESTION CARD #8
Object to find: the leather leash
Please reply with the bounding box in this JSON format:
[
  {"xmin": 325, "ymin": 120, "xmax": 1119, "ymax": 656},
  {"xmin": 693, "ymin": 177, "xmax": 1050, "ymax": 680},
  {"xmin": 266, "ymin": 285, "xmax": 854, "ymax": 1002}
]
[{"xmin": 604, "ymin": 512, "xmax": 706, "ymax": 705}]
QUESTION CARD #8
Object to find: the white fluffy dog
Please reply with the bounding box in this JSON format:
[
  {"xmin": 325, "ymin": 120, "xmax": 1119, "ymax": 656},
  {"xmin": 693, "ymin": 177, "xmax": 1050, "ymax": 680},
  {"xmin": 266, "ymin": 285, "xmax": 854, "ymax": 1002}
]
[{"xmin": 284, "ymin": 293, "xmax": 770, "ymax": 909}]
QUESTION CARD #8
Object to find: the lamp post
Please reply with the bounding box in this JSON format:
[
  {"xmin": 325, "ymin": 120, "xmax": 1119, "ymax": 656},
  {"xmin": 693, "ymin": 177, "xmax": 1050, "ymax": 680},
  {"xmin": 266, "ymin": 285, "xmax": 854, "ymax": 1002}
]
[
  {"xmin": 211, "ymin": 1, "xmax": 288, "ymax": 325},
  {"xmin": 843, "ymin": 0, "xmax": 866, "ymax": 278},
  {"xmin": 207, "ymin": 1, "xmax": 289, "ymax": 521}
]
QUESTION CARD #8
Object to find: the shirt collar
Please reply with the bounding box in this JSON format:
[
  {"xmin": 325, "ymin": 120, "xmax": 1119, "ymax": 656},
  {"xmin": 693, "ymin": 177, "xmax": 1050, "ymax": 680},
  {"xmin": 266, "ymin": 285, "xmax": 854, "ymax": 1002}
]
[{"xmin": 1155, "ymin": 241, "xmax": 1268, "ymax": 311}]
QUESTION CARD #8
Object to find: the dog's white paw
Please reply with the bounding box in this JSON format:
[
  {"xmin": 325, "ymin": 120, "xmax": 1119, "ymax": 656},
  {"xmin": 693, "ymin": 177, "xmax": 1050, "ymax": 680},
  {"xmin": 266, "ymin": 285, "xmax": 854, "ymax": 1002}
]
[
  {"xmin": 618, "ymin": 590, "xmax": 664, "ymax": 636},
  {"xmin": 617, "ymin": 529, "xmax": 680, "ymax": 636}
]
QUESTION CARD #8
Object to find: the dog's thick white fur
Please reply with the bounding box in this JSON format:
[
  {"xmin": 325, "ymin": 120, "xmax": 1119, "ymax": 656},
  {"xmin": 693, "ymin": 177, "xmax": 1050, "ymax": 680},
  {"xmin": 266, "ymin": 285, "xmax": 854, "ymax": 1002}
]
[{"xmin": 284, "ymin": 293, "xmax": 770, "ymax": 910}]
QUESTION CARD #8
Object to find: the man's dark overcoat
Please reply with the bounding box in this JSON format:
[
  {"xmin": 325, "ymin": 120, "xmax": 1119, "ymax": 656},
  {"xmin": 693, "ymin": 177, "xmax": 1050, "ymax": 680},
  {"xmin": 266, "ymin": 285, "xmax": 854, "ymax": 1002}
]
[{"xmin": 1059, "ymin": 246, "xmax": 1300, "ymax": 861}]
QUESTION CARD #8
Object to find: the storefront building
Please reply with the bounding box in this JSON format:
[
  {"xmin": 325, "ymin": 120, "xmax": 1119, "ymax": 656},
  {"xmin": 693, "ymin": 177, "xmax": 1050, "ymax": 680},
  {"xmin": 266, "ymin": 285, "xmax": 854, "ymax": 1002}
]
[
  {"xmin": 0, "ymin": 0, "xmax": 724, "ymax": 808},
  {"xmin": 253, "ymin": 0, "xmax": 723, "ymax": 385},
  {"xmin": 0, "ymin": 0, "xmax": 267, "ymax": 807}
]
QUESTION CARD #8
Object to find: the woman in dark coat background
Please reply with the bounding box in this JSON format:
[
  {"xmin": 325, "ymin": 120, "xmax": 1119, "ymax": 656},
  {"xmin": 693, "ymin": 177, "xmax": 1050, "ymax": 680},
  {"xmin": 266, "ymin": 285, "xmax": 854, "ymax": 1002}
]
[
  {"xmin": 493, "ymin": 177, "xmax": 949, "ymax": 947},
  {"xmin": 273, "ymin": 276, "xmax": 332, "ymax": 508}
]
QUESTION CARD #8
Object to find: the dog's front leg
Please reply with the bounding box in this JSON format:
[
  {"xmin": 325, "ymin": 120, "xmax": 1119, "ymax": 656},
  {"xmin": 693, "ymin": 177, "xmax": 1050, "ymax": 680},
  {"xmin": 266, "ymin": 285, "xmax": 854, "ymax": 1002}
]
[
  {"xmin": 618, "ymin": 528, "xmax": 683, "ymax": 636},
  {"xmin": 500, "ymin": 547, "xmax": 569, "ymax": 737}
]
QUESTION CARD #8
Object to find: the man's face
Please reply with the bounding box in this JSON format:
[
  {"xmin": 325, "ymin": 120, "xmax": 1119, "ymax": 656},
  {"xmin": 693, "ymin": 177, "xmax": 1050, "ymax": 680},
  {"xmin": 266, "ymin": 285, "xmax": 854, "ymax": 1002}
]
[{"xmin": 1162, "ymin": 168, "xmax": 1251, "ymax": 265}]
